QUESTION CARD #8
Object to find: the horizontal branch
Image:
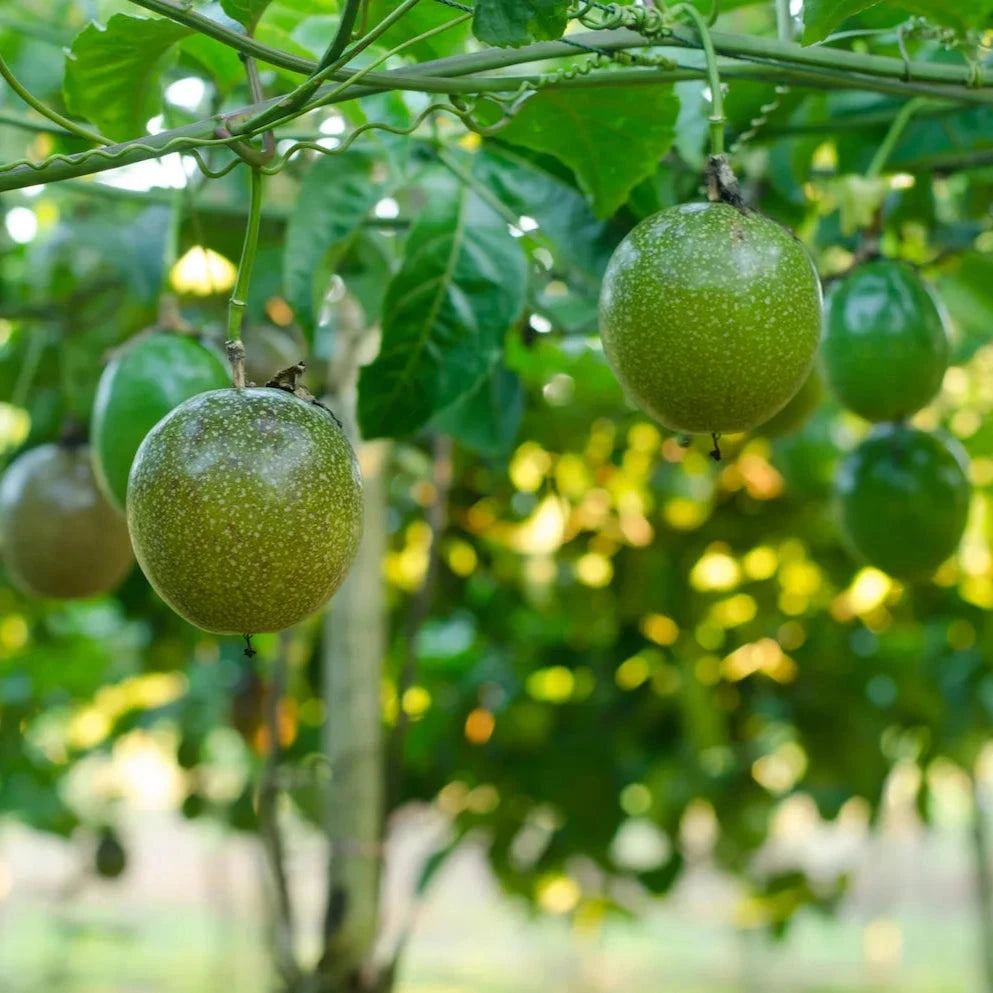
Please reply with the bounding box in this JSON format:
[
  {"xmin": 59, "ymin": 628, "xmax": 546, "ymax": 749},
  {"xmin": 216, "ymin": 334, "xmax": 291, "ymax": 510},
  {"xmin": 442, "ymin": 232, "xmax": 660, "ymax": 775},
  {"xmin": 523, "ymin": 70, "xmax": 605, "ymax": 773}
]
[{"xmin": 4, "ymin": 20, "xmax": 993, "ymax": 191}]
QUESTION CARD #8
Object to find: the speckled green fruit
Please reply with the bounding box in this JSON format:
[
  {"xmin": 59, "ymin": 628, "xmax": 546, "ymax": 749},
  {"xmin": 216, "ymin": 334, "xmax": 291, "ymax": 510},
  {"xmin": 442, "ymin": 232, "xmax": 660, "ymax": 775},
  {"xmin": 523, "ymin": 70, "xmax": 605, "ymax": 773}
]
[
  {"xmin": 823, "ymin": 259, "xmax": 949, "ymax": 422},
  {"xmin": 837, "ymin": 424, "xmax": 969, "ymax": 579},
  {"xmin": 127, "ymin": 387, "xmax": 363, "ymax": 635},
  {"xmin": 92, "ymin": 333, "xmax": 229, "ymax": 513},
  {"xmin": 0, "ymin": 444, "xmax": 134, "ymax": 598},
  {"xmin": 598, "ymin": 202, "xmax": 822, "ymax": 434},
  {"xmin": 756, "ymin": 366, "xmax": 824, "ymax": 438}
]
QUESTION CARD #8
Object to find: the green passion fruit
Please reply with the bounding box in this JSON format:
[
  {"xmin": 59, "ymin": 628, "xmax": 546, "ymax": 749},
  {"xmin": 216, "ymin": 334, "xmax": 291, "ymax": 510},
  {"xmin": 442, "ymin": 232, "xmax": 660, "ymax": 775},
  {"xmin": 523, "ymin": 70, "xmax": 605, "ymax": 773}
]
[
  {"xmin": 756, "ymin": 366, "xmax": 824, "ymax": 438},
  {"xmin": 837, "ymin": 424, "xmax": 970, "ymax": 579},
  {"xmin": 822, "ymin": 259, "xmax": 949, "ymax": 422},
  {"xmin": 0, "ymin": 443, "xmax": 134, "ymax": 598},
  {"xmin": 598, "ymin": 201, "xmax": 822, "ymax": 435},
  {"xmin": 127, "ymin": 387, "xmax": 363, "ymax": 635},
  {"xmin": 92, "ymin": 333, "xmax": 230, "ymax": 513}
]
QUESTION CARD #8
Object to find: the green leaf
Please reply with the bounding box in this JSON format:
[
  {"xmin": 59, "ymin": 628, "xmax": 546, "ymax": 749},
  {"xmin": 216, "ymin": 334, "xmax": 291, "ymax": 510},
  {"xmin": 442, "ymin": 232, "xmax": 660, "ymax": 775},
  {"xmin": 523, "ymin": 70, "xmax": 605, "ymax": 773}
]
[
  {"xmin": 433, "ymin": 364, "xmax": 524, "ymax": 455},
  {"xmin": 895, "ymin": 0, "xmax": 993, "ymax": 32},
  {"xmin": 63, "ymin": 14, "xmax": 191, "ymax": 142},
  {"xmin": 179, "ymin": 34, "xmax": 247, "ymax": 93},
  {"xmin": 499, "ymin": 85, "xmax": 680, "ymax": 218},
  {"xmin": 472, "ymin": 0, "xmax": 568, "ymax": 47},
  {"xmin": 221, "ymin": 0, "xmax": 273, "ymax": 30},
  {"xmin": 357, "ymin": 176, "xmax": 528, "ymax": 439},
  {"xmin": 366, "ymin": 0, "xmax": 473, "ymax": 60},
  {"xmin": 282, "ymin": 153, "xmax": 382, "ymax": 335},
  {"xmin": 473, "ymin": 145, "xmax": 621, "ymax": 284},
  {"xmin": 801, "ymin": 0, "xmax": 882, "ymax": 43}
]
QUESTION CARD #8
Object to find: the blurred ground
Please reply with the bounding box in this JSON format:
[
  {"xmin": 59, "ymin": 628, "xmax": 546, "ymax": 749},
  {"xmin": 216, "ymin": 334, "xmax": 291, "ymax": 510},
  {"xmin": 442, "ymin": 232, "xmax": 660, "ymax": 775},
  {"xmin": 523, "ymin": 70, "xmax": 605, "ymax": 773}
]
[{"xmin": 0, "ymin": 790, "xmax": 984, "ymax": 993}]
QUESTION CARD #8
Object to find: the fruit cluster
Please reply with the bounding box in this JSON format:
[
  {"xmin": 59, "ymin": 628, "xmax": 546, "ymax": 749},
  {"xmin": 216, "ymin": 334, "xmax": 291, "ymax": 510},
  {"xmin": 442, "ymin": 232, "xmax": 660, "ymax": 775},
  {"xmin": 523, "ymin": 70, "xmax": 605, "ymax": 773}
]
[
  {"xmin": 0, "ymin": 329, "xmax": 362, "ymax": 635},
  {"xmin": 598, "ymin": 203, "xmax": 969, "ymax": 580}
]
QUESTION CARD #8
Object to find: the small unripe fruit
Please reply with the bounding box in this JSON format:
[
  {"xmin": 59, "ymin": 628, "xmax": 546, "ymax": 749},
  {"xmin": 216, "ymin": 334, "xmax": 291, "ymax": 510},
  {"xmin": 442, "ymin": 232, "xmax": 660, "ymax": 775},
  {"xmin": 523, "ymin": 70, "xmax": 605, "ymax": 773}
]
[
  {"xmin": 823, "ymin": 259, "xmax": 949, "ymax": 422},
  {"xmin": 598, "ymin": 202, "xmax": 822, "ymax": 435},
  {"xmin": 0, "ymin": 444, "xmax": 133, "ymax": 598},
  {"xmin": 837, "ymin": 424, "xmax": 969, "ymax": 579},
  {"xmin": 92, "ymin": 333, "xmax": 230, "ymax": 513},
  {"xmin": 127, "ymin": 387, "xmax": 362, "ymax": 634}
]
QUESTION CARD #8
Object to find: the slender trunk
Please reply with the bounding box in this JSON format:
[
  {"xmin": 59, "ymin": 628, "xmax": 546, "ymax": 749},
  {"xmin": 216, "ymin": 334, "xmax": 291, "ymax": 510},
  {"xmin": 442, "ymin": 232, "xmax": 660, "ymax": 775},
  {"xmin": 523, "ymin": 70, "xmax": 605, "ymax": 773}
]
[
  {"xmin": 317, "ymin": 379, "xmax": 389, "ymax": 989},
  {"xmin": 971, "ymin": 773, "xmax": 993, "ymax": 993}
]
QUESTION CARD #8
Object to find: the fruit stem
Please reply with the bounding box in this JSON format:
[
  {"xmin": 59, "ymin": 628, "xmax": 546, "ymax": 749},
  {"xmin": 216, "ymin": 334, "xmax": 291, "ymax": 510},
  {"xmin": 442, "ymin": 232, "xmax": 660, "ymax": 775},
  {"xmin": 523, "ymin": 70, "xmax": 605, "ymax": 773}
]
[
  {"xmin": 865, "ymin": 96, "xmax": 928, "ymax": 179},
  {"xmin": 674, "ymin": 2, "xmax": 726, "ymax": 156},
  {"xmin": 225, "ymin": 166, "xmax": 264, "ymax": 385}
]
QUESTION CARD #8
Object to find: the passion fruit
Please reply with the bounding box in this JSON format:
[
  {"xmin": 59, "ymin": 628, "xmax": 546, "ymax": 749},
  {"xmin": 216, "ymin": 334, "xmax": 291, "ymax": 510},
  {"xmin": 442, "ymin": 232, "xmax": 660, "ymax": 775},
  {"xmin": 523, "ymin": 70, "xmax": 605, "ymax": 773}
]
[
  {"xmin": 92, "ymin": 333, "xmax": 230, "ymax": 513},
  {"xmin": 126, "ymin": 387, "xmax": 362, "ymax": 634},
  {"xmin": 0, "ymin": 443, "xmax": 134, "ymax": 598},
  {"xmin": 822, "ymin": 259, "xmax": 949, "ymax": 422},
  {"xmin": 837, "ymin": 424, "xmax": 970, "ymax": 579},
  {"xmin": 598, "ymin": 201, "xmax": 822, "ymax": 435}
]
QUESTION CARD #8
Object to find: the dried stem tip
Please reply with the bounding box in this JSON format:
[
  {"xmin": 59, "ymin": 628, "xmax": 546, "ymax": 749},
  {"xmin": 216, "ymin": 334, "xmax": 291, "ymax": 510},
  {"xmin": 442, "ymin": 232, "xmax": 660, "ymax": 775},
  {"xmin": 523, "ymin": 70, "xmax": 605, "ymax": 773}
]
[{"xmin": 226, "ymin": 339, "xmax": 247, "ymax": 389}]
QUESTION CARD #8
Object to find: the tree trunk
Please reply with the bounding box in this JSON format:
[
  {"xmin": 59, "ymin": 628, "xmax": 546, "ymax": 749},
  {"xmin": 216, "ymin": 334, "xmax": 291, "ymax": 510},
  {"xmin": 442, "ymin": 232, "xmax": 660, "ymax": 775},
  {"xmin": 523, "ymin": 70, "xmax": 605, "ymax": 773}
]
[
  {"xmin": 316, "ymin": 386, "xmax": 389, "ymax": 990},
  {"xmin": 971, "ymin": 773, "xmax": 993, "ymax": 993}
]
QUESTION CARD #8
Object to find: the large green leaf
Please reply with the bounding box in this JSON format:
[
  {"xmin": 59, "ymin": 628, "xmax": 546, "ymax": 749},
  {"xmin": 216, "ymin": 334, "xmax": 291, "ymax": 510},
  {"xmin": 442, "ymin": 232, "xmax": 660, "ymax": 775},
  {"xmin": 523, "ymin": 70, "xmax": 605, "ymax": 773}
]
[
  {"xmin": 63, "ymin": 14, "xmax": 191, "ymax": 142},
  {"xmin": 803, "ymin": 0, "xmax": 993, "ymax": 42},
  {"xmin": 499, "ymin": 85, "xmax": 680, "ymax": 218},
  {"xmin": 357, "ymin": 176, "xmax": 528, "ymax": 439},
  {"xmin": 366, "ymin": 0, "xmax": 473, "ymax": 60},
  {"xmin": 801, "ymin": 0, "xmax": 881, "ymax": 43},
  {"xmin": 220, "ymin": 0, "xmax": 273, "ymax": 30},
  {"xmin": 472, "ymin": 0, "xmax": 569, "ymax": 47},
  {"xmin": 473, "ymin": 145, "xmax": 621, "ymax": 285},
  {"xmin": 282, "ymin": 152, "xmax": 382, "ymax": 335},
  {"xmin": 433, "ymin": 363, "xmax": 524, "ymax": 455}
]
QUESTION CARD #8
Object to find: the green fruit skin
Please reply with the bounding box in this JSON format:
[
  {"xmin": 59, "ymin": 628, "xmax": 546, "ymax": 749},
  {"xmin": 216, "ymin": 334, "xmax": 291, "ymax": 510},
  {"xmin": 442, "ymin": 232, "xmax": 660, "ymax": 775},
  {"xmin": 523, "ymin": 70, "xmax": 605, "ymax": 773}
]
[
  {"xmin": 598, "ymin": 202, "xmax": 823, "ymax": 434},
  {"xmin": 756, "ymin": 366, "xmax": 824, "ymax": 438},
  {"xmin": 822, "ymin": 259, "xmax": 949, "ymax": 422},
  {"xmin": 92, "ymin": 334, "xmax": 230, "ymax": 513},
  {"xmin": 0, "ymin": 444, "xmax": 134, "ymax": 598},
  {"xmin": 127, "ymin": 387, "xmax": 363, "ymax": 635},
  {"xmin": 837, "ymin": 424, "xmax": 970, "ymax": 579}
]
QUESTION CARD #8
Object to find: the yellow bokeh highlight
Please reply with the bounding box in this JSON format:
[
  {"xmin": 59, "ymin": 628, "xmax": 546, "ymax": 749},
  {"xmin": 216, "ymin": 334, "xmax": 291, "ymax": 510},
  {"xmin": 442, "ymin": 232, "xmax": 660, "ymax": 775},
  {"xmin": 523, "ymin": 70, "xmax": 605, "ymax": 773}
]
[
  {"xmin": 509, "ymin": 442, "xmax": 552, "ymax": 492},
  {"xmin": 0, "ymin": 404, "xmax": 30, "ymax": 452},
  {"xmin": 537, "ymin": 874, "xmax": 581, "ymax": 915},
  {"xmin": 170, "ymin": 246, "xmax": 236, "ymax": 295},
  {"xmin": 690, "ymin": 550, "xmax": 741, "ymax": 591},
  {"xmin": 575, "ymin": 552, "xmax": 613, "ymax": 588},
  {"xmin": 722, "ymin": 638, "xmax": 797, "ymax": 684},
  {"xmin": 0, "ymin": 615, "xmax": 28, "ymax": 653},
  {"xmin": 743, "ymin": 545, "xmax": 778, "ymax": 581},
  {"xmin": 401, "ymin": 685, "xmax": 431, "ymax": 718},
  {"xmin": 615, "ymin": 654, "xmax": 651, "ymax": 690},
  {"xmin": 751, "ymin": 741, "xmax": 807, "ymax": 793},
  {"xmin": 663, "ymin": 497, "xmax": 709, "ymax": 530},
  {"xmin": 384, "ymin": 521, "xmax": 433, "ymax": 592},
  {"xmin": 445, "ymin": 539, "xmax": 478, "ymax": 577},
  {"xmin": 709, "ymin": 594, "xmax": 757, "ymax": 629},
  {"xmin": 641, "ymin": 613, "xmax": 679, "ymax": 646},
  {"xmin": 526, "ymin": 665, "xmax": 575, "ymax": 703},
  {"xmin": 510, "ymin": 496, "xmax": 568, "ymax": 555}
]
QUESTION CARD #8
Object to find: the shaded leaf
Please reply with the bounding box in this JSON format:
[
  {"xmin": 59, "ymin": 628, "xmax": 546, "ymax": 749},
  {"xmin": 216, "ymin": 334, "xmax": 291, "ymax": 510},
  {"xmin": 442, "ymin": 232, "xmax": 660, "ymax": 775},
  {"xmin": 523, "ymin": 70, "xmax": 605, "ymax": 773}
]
[
  {"xmin": 220, "ymin": 0, "xmax": 273, "ymax": 30},
  {"xmin": 357, "ymin": 174, "xmax": 528, "ymax": 438},
  {"xmin": 283, "ymin": 152, "xmax": 381, "ymax": 335},
  {"xmin": 499, "ymin": 85, "xmax": 680, "ymax": 218},
  {"xmin": 473, "ymin": 0, "xmax": 568, "ymax": 47},
  {"xmin": 63, "ymin": 14, "xmax": 190, "ymax": 142},
  {"xmin": 802, "ymin": 0, "xmax": 882, "ymax": 43},
  {"xmin": 433, "ymin": 363, "xmax": 524, "ymax": 455}
]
